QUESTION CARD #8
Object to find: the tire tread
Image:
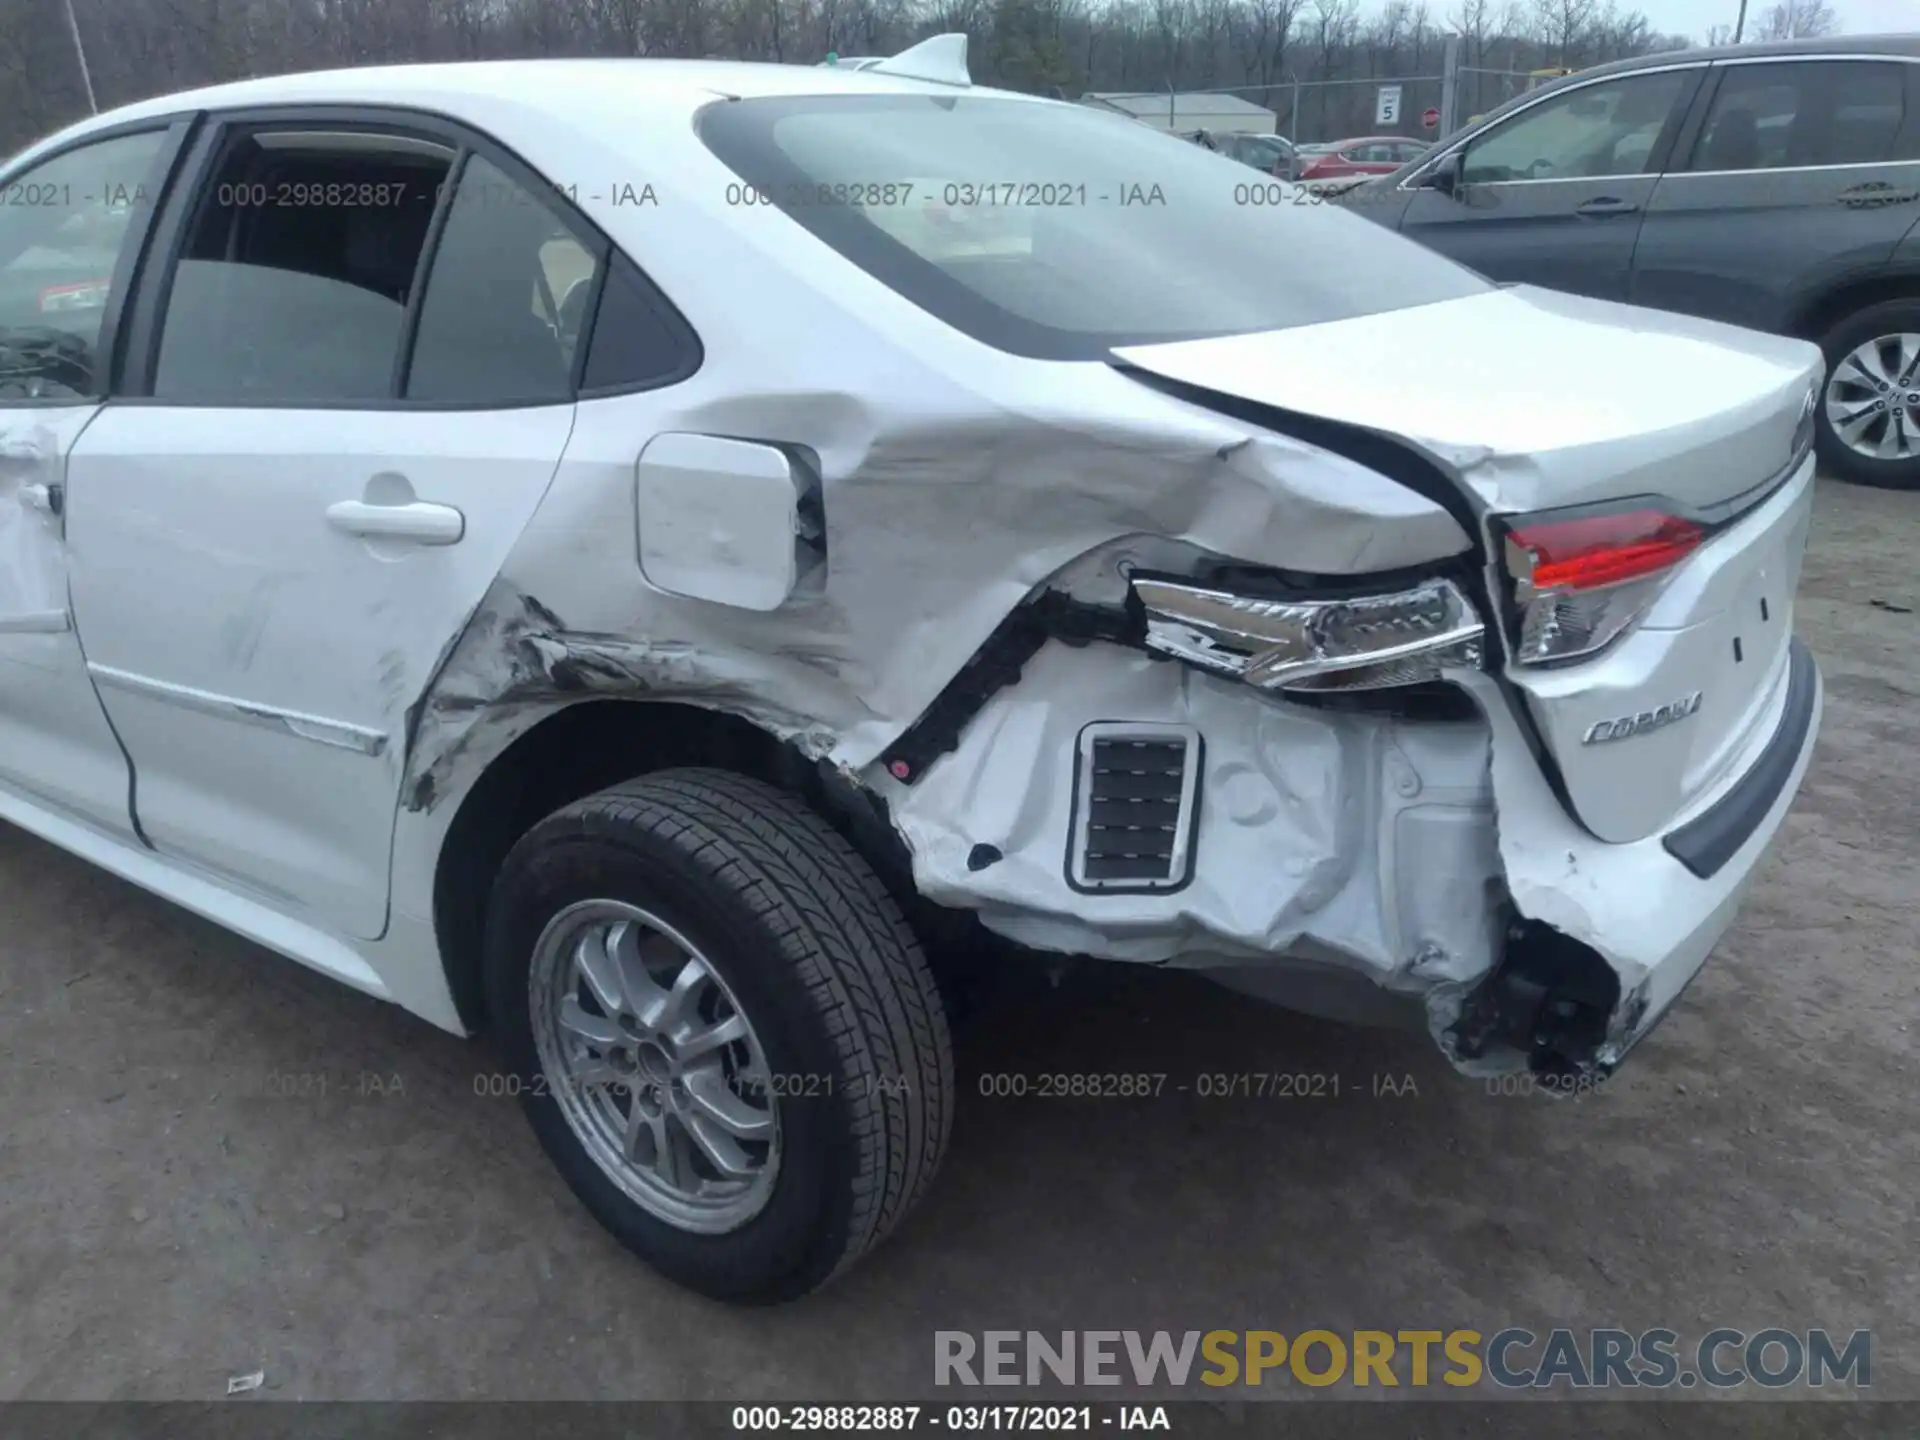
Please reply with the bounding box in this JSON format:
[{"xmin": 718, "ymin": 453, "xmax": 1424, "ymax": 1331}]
[{"xmin": 536, "ymin": 768, "xmax": 953, "ymax": 1287}]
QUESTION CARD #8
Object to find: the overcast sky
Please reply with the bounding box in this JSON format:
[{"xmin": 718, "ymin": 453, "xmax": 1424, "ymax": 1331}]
[{"xmin": 1639, "ymin": 0, "xmax": 1915, "ymax": 41}]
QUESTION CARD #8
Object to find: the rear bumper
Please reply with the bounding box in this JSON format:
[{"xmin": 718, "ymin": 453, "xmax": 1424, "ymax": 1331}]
[
  {"xmin": 1663, "ymin": 637, "xmax": 1819, "ymax": 879},
  {"xmin": 1446, "ymin": 639, "xmax": 1822, "ymax": 1077},
  {"xmin": 879, "ymin": 631, "xmax": 1821, "ymax": 1081}
]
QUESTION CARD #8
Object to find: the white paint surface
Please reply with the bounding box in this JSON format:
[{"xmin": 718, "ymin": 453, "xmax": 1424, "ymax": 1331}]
[{"xmin": 635, "ymin": 433, "xmax": 808, "ymax": 613}]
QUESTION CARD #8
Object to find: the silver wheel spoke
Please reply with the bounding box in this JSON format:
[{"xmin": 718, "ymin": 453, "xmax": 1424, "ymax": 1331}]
[
  {"xmin": 686, "ymin": 1114, "xmax": 757, "ymax": 1177},
  {"xmin": 1894, "ymin": 335, "xmax": 1920, "ymax": 387},
  {"xmin": 622, "ymin": 1090, "xmax": 651, "ymax": 1161},
  {"xmin": 558, "ymin": 995, "xmax": 623, "ymax": 1046},
  {"xmin": 574, "ymin": 925, "xmax": 629, "ymax": 1015},
  {"xmin": 621, "ymin": 930, "xmax": 686, "ymax": 1030},
  {"xmin": 1845, "ymin": 345, "xmax": 1895, "ymax": 389},
  {"xmin": 676, "ymin": 1011, "xmax": 747, "ymax": 1059},
  {"xmin": 570, "ymin": 1059, "xmax": 627, "ymax": 1092},
  {"xmin": 656, "ymin": 954, "xmax": 711, "ymax": 1035},
  {"xmin": 1881, "ymin": 409, "xmax": 1911, "ymax": 459},
  {"xmin": 1837, "ymin": 407, "xmax": 1881, "ymax": 445},
  {"xmin": 654, "ymin": 1116, "xmax": 689, "ymax": 1190},
  {"xmin": 684, "ymin": 1065, "xmax": 774, "ymax": 1139}
]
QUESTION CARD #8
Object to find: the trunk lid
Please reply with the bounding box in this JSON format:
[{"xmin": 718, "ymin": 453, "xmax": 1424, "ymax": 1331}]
[
  {"xmin": 1114, "ymin": 283, "xmax": 1824, "ymax": 842},
  {"xmin": 1112, "ymin": 282, "xmax": 1821, "ymax": 515}
]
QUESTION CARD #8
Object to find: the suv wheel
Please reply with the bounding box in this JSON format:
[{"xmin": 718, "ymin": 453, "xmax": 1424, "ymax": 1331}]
[
  {"xmin": 484, "ymin": 768, "xmax": 954, "ymax": 1303},
  {"xmin": 1816, "ymin": 300, "xmax": 1920, "ymax": 489}
]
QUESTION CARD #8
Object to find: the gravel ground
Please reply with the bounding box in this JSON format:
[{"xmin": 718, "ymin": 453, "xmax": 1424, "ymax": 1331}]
[{"xmin": 0, "ymin": 476, "xmax": 1914, "ymax": 1408}]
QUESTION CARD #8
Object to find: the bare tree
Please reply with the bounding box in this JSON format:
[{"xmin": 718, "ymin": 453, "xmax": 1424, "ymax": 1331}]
[
  {"xmin": 1531, "ymin": 0, "xmax": 1598, "ymax": 69},
  {"xmin": 0, "ymin": 0, "xmax": 1670, "ymax": 153},
  {"xmin": 1449, "ymin": 0, "xmax": 1490, "ymax": 66},
  {"xmin": 1752, "ymin": 0, "xmax": 1835, "ymax": 40}
]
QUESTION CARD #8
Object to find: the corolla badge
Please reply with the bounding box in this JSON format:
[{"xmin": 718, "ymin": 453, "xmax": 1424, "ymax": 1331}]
[{"xmin": 1583, "ymin": 691, "xmax": 1704, "ymax": 745}]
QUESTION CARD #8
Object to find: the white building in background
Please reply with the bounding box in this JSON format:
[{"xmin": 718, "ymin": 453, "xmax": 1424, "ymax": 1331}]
[{"xmin": 1079, "ymin": 91, "xmax": 1279, "ymax": 136}]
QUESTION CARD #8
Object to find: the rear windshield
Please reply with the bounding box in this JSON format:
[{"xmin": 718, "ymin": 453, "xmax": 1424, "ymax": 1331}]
[{"xmin": 696, "ymin": 94, "xmax": 1489, "ymax": 360}]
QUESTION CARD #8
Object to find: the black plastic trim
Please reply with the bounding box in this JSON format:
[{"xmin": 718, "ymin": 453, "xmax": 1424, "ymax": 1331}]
[
  {"xmin": 1663, "ymin": 636, "xmax": 1818, "ymax": 879},
  {"xmin": 1062, "ymin": 723, "xmax": 1204, "ymax": 897},
  {"xmin": 877, "ymin": 591, "xmax": 1137, "ymax": 785}
]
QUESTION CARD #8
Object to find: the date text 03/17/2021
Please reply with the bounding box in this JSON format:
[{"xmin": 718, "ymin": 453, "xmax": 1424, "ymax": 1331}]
[{"xmin": 730, "ymin": 1406, "xmax": 1170, "ymax": 1432}]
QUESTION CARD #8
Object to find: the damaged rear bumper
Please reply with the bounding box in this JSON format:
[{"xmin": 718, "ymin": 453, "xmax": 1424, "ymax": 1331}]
[
  {"xmin": 879, "ymin": 634, "xmax": 1821, "ymax": 1081},
  {"xmin": 1445, "ymin": 638, "xmax": 1821, "ymax": 1079}
]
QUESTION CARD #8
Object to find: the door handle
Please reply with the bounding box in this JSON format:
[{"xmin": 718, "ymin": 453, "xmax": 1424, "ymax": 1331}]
[
  {"xmin": 20, "ymin": 482, "xmax": 62, "ymax": 516},
  {"xmin": 1574, "ymin": 196, "xmax": 1639, "ymax": 218},
  {"xmin": 1837, "ymin": 181, "xmax": 1920, "ymax": 210},
  {"xmin": 326, "ymin": 499, "xmax": 464, "ymax": 545}
]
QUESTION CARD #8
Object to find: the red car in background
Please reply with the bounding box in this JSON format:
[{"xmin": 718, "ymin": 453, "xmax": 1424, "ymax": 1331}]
[{"xmin": 1288, "ymin": 135, "xmax": 1431, "ymax": 182}]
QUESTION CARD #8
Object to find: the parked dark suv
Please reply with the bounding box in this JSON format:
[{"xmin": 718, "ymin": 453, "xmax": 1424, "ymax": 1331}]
[{"xmin": 1339, "ymin": 34, "xmax": 1920, "ymax": 489}]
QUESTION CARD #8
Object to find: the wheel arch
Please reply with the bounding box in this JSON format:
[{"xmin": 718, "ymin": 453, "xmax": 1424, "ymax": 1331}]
[
  {"xmin": 1786, "ymin": 267, "xmax": 1920, "ymax": 348},
  {"xmin": 427, "ymin": 698, "xmax": 918, "ymax": 1034}
]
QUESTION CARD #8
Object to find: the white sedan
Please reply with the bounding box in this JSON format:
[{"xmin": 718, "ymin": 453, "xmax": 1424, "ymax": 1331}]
[{"xmin": 0, "ymin": 36, "xmax": 1821, "ymax": 1302}]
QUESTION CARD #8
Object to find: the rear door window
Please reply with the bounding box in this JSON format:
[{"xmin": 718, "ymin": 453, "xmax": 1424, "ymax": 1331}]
[
  {"xmin": 152, "ymin": 129, "xmax": 452, "ymax": 403},
  {"xmin": 1685, "ymin": 61, "xmax": 1912, "ymax": 172},
  {"xmin": 404, "ymin": 154, "xmax": 586, "ymax": 405}
]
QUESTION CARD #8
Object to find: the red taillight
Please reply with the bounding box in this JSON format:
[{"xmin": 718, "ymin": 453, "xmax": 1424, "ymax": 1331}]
[{"xmin": 1508, "ymin": 509, "xmax": 1704, "ymax": 592}]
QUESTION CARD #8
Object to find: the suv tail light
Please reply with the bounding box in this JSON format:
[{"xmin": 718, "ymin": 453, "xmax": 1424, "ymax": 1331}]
[{"xmin": 1501, "ymin": 507, "xmax": 1704, "ymax": 666}]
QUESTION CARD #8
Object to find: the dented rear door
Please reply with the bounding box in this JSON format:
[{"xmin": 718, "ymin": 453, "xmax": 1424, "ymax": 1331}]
[{"xmin": 64, "ymin": 130, "xmax": 584, "ymax": 941}]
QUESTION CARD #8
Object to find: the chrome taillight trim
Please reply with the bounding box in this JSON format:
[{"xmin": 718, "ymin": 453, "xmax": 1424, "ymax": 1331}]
[{"xmin": 1131, "ymin": 576, "xmax": 1485, "ymax": 693}]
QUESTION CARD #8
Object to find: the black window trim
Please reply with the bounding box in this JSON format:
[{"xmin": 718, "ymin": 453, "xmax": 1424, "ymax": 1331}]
[
  {"xmin": 116, "ymin": 102, "xmax": 702, "ymax": 412},
  {"xmin": 0, "ymin": 114, "xmax": 197, "ymax": 409},
  {"xmin": 1673, "ymin": 55, "xmax": 1920, "ymax": 178}
]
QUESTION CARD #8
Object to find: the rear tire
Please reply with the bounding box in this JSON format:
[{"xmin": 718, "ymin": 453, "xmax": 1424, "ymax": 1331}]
[
  {"xmin": 1814, "ymin": 299, "xmax": 1920, "ymax": 490},
  {"xmin": 483, "ymin": 768, "xmax": 954, "ymax": 1303}
]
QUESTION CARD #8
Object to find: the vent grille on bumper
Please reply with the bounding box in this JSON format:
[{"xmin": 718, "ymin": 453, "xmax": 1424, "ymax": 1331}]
[{"xmin": 1068, "ymin": 723, "xmax": 1203, "ymax": 893}]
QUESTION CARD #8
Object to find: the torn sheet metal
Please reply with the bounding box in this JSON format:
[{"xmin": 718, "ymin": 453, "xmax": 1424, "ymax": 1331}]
[
  {"xmin": 0, "ymin": 420, "xmax": 72, "ymax": 630},
  {"xmin": 1450, "ymin": 661, "xmax": 1821, "ymax": 1075},
  {"xmin": 879, "ymin": 639, "xmax": 1506, "ymax": 994},
  {"xmin": 399, "ymin": 362, "xmax": 1474, "ymax": 814},
  {"xmin": 402, "ymin": 580, "xmax": 846, "ymax": 812}
]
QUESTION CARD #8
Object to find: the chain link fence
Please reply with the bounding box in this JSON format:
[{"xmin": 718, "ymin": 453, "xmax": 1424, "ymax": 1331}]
[{"xmin": 1089, "ymin": 60, "xmax": 1545, "ymax": 147}]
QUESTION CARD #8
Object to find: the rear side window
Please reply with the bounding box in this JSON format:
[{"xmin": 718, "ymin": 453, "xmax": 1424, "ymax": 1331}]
[
  {"xmin": 153, "ymin": 131, "xmax": 451, "ymax": 402},
  {"xmin": 1686, "ymin": 61, "xmax": 1911, "ymax": 172},
  {"xmin": 579, "ymin": 250, "xmax": 701, "ymax": 393},
  {"xmin": 697, "ymin": 94, "xmax": 1488, "ymax": 361},
  {"xmin": 405, "ymin": 154, "xmax": 584, "ymax": 405}
]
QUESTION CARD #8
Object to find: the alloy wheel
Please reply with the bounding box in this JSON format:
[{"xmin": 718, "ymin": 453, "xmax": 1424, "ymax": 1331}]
[
  {"xmin": 528, "ymin": 900, "xmax": 779, "ymax": 1233},
  {"xmin": 1825, "ymin": 332, "xmax": 1920, "ymax": 462}
]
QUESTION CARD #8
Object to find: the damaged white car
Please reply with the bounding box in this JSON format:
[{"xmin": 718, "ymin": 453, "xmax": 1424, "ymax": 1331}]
[{"xmin": 0, "ymin": 37, "xmax": 1821, "ymax": 1302}]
